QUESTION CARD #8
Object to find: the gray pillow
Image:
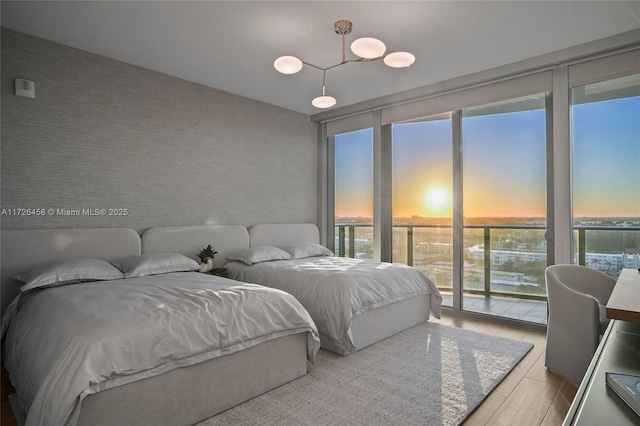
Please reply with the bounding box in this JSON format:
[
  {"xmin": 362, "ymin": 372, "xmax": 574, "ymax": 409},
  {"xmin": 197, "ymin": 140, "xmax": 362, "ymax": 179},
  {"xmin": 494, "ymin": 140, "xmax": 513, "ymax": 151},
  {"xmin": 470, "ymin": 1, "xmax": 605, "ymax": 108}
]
[
  {"xmin": 226, "ymin": 246, "xmax": 292, "ymax": 265},
  {"xmin": 111, "ymin": 253, "xmax": 200, "ymax": 278},
  {"xmin": 13, "ymin": 258, "xmax": 125, "ymax": 292},
  {"xmin": 282, "ymin": 242, "xmax": 334, "ymax": 259}
]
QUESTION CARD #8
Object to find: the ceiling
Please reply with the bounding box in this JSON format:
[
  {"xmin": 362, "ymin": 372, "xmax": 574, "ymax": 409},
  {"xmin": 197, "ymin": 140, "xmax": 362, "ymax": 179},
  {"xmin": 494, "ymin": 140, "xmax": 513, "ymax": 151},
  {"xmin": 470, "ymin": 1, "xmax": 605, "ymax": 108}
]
[{"xmin": 2, "ymin": 1, "xmax": 640, "ymax": 116}]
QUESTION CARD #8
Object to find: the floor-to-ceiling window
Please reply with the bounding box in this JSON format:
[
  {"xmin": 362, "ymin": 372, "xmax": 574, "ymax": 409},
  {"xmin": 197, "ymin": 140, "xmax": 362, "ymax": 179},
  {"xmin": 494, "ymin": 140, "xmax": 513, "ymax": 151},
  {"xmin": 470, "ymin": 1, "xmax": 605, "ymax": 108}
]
[
  {"xmin": 391, "ymin": 114, "xmax": 453, "ymax": 306},
  {"xmin": 461, "ymin": 94, "xmax": 549, "ymax": 323},
  {"xmin": 320, "ymin": 45, "xmax": 639, "ymax": 328},
  {"xmin": 334, "ymin": 128, "xmax": 374, "ymax": 258},
  {"xmin": 571, "ymin": 73, "xmax": 640, "ymax": 277}
]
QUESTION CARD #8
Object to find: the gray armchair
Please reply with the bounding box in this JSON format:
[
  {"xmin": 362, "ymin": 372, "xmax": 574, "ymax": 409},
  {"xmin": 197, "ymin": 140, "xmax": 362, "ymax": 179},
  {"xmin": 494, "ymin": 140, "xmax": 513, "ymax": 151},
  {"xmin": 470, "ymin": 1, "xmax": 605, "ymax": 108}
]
[{"xmin": 545, "ymin": 264, "xmax": 616, "ymax": 385}]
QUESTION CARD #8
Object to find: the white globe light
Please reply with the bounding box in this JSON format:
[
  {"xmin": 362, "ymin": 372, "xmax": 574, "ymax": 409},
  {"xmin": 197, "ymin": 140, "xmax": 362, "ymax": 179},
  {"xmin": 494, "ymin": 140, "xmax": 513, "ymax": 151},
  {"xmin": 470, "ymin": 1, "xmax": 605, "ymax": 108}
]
[
  {"xmin": 351, "ymin": 37, "xmax": 386, "ymax": 59},
  {"xmin": 312, "ymin": 95, "xmax": 337, "ymax": 109},
  {"xmin": 274, "ymin": 56, "xmax": 303, "ymax": 74},
  {"xmin": 384, "ymin": 52, "xmax": 416, "ymax": 68}
]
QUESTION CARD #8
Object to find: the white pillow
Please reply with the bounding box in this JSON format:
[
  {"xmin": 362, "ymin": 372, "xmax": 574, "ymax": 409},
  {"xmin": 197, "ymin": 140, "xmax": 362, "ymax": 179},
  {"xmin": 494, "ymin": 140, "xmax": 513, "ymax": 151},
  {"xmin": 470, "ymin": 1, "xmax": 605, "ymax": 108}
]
[
  {"xmin": 12, "ymin": 258, "xmax": 125, "ymax": 293},
  {"xmin": 111, "ymin": 253, "xmax": 199, "ymax": 278},
  {"xmin": 226, "ymin": 246, "xmax": 292, "ymax": 265},
  {"xmin": 282, "ymin": 242, "xmax": 334, "ymax": 259}
]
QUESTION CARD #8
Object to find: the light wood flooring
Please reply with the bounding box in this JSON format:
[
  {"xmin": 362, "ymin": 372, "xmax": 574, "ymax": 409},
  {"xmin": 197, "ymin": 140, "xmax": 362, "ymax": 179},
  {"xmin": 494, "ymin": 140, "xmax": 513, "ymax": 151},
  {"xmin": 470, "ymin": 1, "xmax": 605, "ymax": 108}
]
[
  {"xmin": 432, "ymin": 313, "xmax": 578, "ymax": 425},
  {"xmin": 0, "ymin": 312, "xmax": 576, "ymax": 425}
]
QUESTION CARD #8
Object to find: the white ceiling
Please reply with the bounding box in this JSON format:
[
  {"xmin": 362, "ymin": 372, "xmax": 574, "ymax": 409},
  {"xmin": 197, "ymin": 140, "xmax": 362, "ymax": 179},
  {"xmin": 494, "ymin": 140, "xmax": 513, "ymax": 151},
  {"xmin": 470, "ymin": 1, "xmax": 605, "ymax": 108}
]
[{"xmin": 2, "ymin": 1, "xmax": 640, "ymax": 116}]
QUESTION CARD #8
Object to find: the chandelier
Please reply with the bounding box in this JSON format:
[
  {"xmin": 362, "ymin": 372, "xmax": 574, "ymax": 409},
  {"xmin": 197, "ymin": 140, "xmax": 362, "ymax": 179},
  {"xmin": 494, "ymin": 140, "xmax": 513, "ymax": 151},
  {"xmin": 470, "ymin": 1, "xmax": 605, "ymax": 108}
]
[{"xmin": 274, "ymin": 20, "xmax": 415, "ymax": 109}]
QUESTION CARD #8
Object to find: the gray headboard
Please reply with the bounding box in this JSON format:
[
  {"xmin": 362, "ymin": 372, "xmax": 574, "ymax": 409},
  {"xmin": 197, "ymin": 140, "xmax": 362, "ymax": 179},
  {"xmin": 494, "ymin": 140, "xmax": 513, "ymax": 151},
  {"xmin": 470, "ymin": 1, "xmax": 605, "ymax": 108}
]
[
  {"xmin": 1, "ymin": 227, "xmax": 141, "ymax": 316},
  {"xmin": 141, "ymin": 225, "xmax": 249, "ymax": 268},
  {"xmin": 248, "ymin": 223, "xmax": 320, "ymax": 248}
]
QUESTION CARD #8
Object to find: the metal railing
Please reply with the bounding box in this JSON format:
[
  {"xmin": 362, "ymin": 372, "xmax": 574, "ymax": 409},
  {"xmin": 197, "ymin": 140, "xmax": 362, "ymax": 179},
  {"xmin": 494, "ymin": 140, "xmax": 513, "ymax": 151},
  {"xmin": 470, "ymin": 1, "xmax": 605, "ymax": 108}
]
[{"xmin": 335, "ymin": 223, "xmax": 640, "ymax": 301}]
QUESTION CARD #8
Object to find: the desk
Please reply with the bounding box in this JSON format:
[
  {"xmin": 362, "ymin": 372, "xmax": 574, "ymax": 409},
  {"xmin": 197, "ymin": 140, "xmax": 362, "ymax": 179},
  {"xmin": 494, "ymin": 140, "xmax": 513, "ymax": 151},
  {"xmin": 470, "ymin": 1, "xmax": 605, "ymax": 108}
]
[
  {"xmin": 607, "ymin": 268, "xmax": 640, "ymax": 322},
  {"xmin": 564, "ymin": 268, "xmax": 640, "ymax": 425}
]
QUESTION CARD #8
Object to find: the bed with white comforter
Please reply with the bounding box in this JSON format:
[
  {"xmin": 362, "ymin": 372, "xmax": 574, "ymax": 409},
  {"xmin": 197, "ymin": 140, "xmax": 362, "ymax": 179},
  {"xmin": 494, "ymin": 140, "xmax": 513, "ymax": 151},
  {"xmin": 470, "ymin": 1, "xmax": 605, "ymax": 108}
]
[
  {"xmin": 227, "ymin": 257, "xmax": 441, "ymax": 354},
  {"xmin": 3, "ymin": 271, "xmax": 319, "ymax": 426},
  {"xmin": 1, "ymin": 226, "xmax": 320, "ymax": 426},
  {"xmin": 226, "ymin": 225, "xmax": 442, "ymax": 355}
]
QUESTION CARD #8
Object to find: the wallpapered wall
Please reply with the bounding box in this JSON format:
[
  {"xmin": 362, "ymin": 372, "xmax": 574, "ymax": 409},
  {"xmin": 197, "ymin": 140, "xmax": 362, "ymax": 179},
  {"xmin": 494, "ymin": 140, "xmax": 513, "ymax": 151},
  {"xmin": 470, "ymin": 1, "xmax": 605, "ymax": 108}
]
[{"xmin": 1, "ymin": 28, "xmax": 317, "ymax": 232}]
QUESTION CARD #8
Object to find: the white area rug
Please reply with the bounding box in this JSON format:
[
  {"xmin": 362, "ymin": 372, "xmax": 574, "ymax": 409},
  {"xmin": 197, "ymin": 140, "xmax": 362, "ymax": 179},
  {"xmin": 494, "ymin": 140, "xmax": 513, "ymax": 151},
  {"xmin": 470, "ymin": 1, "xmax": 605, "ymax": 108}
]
[{"xmin": 201, "ymin": 321, "xmax": 533, "ymax": 426}]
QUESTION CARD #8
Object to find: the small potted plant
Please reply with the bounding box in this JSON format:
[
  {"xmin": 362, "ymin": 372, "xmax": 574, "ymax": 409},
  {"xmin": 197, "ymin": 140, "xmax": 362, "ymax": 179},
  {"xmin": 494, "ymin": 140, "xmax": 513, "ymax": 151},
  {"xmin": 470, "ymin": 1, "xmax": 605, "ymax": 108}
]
[{"xmin": 197, "ymin": 244, "xmax": 218, "ymax": 272}]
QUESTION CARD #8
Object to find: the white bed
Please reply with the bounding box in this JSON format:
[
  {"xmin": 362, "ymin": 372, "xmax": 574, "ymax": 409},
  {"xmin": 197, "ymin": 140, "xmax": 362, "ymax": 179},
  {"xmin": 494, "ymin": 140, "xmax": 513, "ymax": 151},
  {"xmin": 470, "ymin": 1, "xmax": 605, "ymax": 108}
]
[
  {"xmin": 225, "ymin": 223, "xmax": 443, "ymax": 355},
  {"xmin": 1, "ymin": 226, "xmax": 319, "ymax": 426}
]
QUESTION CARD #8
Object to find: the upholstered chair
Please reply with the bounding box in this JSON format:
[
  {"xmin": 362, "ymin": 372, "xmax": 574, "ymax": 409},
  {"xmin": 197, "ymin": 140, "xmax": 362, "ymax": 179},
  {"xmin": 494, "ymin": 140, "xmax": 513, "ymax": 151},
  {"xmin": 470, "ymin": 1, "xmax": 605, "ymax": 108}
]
[{"xmin": 545, "ymin": 264, "xmax": 616, "ymax": 385}]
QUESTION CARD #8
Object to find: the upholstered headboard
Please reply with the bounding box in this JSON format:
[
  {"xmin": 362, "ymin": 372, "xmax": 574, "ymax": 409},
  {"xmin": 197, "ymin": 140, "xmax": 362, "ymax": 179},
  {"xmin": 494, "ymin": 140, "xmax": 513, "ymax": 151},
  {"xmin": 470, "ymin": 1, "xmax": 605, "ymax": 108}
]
[
  {"xmin": 0, "ymin": 224, "xmax": 316, "ymax": 315},
  {"xmin": 141, "ymin": 225, "xmax": 249, "ymax": 268},
  {"xmin": 1, "ymin": 227, "xmax": 141, "ymax": 316},
  {"xmin": 248, "ymin": 223, "xmax": 320, "ymax": 248}
]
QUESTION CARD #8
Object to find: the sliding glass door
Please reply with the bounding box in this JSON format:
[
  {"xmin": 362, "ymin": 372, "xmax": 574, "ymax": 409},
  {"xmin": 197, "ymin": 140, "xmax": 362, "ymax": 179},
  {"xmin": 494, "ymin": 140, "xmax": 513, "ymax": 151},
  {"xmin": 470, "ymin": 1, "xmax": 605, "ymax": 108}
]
[
  {"xmin": 571, "ymin": 74, "xmax": 640, "ymax": 277},
  {"xmin": 461, "ymin": 94, "xmax": 549, "ymax": 323},
  {"xmin": 391, "ymin": 114, "xmax": 453, "ymax": 306},
  {"xmin": 320, "ymin": 46, "xmax": 639, "ymax": 328},
  {"xmin": 334, "ymin": 128, "xmax": 374, "ymax": 259}
]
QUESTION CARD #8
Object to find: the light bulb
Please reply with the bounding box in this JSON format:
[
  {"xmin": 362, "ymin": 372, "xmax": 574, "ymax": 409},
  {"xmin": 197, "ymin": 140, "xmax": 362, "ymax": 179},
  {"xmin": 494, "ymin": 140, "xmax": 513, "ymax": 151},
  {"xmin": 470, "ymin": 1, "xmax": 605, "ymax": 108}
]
[
  {"xmin": 384, "ymin": 52, "xmax": 415, "ymax": 68},
  {"xmin": 350, "ymin": 37, "xmax": 386, "ymax": 59},
  {"xmin": 312, "ymin": 95, "xmax": 336, "ymax": 109},
  {"xmin": 274, "ymin": 56, "xmax": 303, "ymax": 74}
]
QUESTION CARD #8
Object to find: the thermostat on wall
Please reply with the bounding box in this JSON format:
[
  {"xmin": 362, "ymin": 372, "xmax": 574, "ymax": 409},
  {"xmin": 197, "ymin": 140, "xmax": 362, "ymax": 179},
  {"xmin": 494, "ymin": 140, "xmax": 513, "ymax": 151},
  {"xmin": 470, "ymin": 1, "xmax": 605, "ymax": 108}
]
[{"xmin": 15, "ymin": 78, "xmax": 35, "ymax": 98}]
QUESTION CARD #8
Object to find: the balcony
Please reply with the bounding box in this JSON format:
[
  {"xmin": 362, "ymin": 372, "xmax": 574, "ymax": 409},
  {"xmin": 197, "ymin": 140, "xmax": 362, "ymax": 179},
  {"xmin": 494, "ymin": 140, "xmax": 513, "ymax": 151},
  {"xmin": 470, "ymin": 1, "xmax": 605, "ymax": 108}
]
[{"xmin": 335, "ymin": 222, "xmax": 640, "ymax": 325}]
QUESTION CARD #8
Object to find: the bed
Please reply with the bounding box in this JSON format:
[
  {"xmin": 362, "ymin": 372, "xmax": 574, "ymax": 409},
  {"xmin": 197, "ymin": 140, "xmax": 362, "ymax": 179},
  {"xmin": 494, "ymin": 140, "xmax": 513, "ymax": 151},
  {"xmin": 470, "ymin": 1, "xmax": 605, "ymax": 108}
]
[
  {"xmin": 224, "ymin": 223, "xmax": 443, "ymax": 355},
  {"xmin": 1, "ymin": 226, "xmax": 319, "ymax": 426}
]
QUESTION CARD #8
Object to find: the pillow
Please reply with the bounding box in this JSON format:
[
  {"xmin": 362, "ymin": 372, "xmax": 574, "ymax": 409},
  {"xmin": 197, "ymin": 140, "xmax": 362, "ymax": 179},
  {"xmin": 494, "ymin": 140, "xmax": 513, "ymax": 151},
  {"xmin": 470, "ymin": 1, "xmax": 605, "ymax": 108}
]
[
  {"xmin": 111, "ymin": 253, "xmax": 200, "ymax": 278},
  {"xmin": 12, "ymin": 258, "xmax": 125, "ymax": 293},
  {"xmin": 282, "ymin": 242, "xmax": 334, "ymax": 259},
  {"xmin": 226, "ymin": 246, "xmax": 292, "ymax": 265}
]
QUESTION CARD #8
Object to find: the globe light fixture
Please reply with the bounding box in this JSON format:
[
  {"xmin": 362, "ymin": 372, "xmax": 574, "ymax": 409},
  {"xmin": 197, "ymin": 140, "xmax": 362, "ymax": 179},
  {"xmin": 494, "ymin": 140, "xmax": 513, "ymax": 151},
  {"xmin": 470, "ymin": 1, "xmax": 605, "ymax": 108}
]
[
  {"xmin": 383, "ymin": 51, "xmax": 416, "ymax": 68},
  {"xmin": 312, "ymin": 95, "xmax": 337, "ymax": 109},
  {"xmin": 350, "ymin": 37, "xmax": 386, "ymax": 59},
  {"xmin": 274, "ymin": 20, "xmax": 415, "ymax": 109},
  {"xmin": 273, "ymin": 56, "xmax": 303, "ymax": 74},
  {"xmin": 311, "ymin": 70, "xmax": 336, "ymax": 109}
]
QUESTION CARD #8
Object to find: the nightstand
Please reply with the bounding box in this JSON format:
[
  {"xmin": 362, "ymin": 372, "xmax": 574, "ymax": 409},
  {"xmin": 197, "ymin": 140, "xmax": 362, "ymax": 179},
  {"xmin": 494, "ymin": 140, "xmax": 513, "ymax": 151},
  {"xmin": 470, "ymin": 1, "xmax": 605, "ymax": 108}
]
[{"xmin": 202, "ymin": 267, "xmax": 228, "ymax": 278}]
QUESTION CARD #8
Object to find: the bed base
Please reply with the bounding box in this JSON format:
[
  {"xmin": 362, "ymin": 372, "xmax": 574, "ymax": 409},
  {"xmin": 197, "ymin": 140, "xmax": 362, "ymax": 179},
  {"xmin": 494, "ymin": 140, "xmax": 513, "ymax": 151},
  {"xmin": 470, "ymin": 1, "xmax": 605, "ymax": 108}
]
[
  {"xmin": 319, "ymin": 295, "xmax": 431, "ymax": 355},
  {"xmin": 78, "ymin": 333, "xmax": 307, "ymax": 425},
  {"xmin": 352, "ymin": 295, "xmax": 431, "ymax": 350}
]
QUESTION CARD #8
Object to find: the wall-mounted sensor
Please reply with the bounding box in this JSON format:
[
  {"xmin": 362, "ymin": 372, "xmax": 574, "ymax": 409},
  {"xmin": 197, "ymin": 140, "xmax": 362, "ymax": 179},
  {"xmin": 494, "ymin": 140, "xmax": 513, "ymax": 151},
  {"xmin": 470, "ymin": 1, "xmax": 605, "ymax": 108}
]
[{"xmin": 15, "ymin": 78, "xmax": 35, "ymax": 98}]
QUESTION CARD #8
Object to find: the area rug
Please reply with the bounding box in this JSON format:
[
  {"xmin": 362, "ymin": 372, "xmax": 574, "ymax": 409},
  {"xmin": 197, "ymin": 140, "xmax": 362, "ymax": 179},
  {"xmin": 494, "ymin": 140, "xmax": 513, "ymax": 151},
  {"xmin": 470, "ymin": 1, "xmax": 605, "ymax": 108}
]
[{"xmin": 200, "ymin": 321, "xmax": 533, "ymax": 426}]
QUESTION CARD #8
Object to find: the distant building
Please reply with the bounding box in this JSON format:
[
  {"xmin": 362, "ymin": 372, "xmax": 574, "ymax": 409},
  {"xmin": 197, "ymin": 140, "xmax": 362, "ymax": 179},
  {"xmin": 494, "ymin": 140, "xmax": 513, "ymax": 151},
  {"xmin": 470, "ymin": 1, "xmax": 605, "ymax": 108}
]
[{"xmin": 466, "ymin": 244, "xmax": 639, "ymax": 269}]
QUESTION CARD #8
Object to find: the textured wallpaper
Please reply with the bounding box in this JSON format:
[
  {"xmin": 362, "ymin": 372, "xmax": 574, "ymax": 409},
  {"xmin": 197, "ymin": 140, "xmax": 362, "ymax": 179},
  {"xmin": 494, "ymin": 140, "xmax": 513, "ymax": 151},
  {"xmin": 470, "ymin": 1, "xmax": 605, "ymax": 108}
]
[{"xmin": 1, "ymin": 28, "xmax": 317, "ymax": 232}]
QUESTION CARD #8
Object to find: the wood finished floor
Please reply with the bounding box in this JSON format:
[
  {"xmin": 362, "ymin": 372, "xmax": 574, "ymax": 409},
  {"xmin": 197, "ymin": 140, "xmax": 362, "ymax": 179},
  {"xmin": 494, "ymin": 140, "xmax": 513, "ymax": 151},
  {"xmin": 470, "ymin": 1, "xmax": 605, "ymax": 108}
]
[
  {"xmin": 0, "ymin": 312, "xmax": 576, "ymax": 426},
  {"xmin": 432, "ymin": 313, "xmax": 578, "ymax": 426}
]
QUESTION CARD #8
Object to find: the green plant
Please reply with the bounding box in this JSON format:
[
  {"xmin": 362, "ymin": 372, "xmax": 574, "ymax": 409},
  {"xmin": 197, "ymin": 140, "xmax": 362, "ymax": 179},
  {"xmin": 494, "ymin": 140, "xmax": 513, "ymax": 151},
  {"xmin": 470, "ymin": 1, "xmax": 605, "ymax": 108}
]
[{"xmin": 197, "ymin": 244, "xmax": 218, "ymax": 263}]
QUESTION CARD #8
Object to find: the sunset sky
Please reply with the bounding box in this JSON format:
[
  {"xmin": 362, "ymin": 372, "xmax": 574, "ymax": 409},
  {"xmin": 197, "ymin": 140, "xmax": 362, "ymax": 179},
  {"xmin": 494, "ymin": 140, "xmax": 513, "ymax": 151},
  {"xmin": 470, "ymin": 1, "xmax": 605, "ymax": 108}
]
[
  {"xmin": 335, "ymin": 93, "xmax": 639, "ymax": 220},
  {"xmin": 573, "ymin": 96, "xmax": 640, "ymax": 217},
  {"xmin": 461, "ymin": 108, "xmax": 546, "ymax": 218},
  {"xmin": 392, "ymin": 118, "xmax": 452, "ymax": 218}
]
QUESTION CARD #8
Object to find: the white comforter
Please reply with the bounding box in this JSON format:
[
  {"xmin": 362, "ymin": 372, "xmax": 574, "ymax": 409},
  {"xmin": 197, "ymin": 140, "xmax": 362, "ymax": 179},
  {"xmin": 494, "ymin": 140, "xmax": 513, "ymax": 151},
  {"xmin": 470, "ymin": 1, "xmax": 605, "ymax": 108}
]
[
  {"xmin": 2, "ymin": 272, "xmax": 320, "ymax": 426},
  {"xmin": 226, "ymin": 257, "xmax": 442, "ymax": 355}
]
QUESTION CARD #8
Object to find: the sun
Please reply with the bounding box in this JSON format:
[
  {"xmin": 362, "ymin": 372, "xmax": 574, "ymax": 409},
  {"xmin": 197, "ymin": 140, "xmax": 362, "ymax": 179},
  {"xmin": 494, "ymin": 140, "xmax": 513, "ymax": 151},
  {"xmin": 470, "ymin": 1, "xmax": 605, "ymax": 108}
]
[{"xmin": 426, "ymin": 187, "xmax": 448, "ymax": 210}]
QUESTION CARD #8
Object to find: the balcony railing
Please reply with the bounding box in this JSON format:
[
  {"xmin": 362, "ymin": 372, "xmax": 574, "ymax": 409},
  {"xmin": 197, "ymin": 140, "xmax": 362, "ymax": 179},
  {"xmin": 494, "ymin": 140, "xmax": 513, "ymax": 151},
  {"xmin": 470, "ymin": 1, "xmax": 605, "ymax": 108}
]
[{"xmin": 335, "ymin": 223, "xmax": 640, "ymax": 302}]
